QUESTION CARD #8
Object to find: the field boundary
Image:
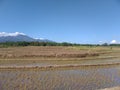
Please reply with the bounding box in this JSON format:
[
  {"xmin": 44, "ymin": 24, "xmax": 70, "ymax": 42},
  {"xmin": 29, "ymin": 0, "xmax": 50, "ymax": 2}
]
[{"xmin": 1, "ymin": 62, "xmax": 120, "ymax": 70}]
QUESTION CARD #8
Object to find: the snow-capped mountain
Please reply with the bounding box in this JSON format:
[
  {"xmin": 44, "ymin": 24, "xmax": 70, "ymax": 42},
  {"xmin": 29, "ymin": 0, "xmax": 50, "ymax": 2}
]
[{"xmin": 0, "ymin": 32, "xmax": 52, "ymax": 42}]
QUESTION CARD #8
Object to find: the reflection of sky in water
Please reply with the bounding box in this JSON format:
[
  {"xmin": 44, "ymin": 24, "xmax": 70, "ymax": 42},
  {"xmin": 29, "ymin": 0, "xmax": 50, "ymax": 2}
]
[
  {"xmin": 56, "ymin": 67, "xmax": 120, "ymax": 90},
  {"xmin": 0, "ymin": 66, "xmax": 120, "ymax": 90}
]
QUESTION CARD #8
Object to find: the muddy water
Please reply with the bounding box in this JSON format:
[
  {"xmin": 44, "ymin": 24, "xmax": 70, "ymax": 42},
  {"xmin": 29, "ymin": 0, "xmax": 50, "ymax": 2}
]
[{"xmin": 0, "ymin": 65, "xmax": 120, "ymax": 90}]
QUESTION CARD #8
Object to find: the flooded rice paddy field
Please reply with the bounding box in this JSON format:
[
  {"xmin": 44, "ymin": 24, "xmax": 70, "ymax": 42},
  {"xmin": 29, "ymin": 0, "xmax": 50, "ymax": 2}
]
[
  {"xmin": 0, "ymin": 46, "xmax": 120, "ymax": 90},
  {"xmin": 0, "ymin": 65, "xmax": 120, "ymax": 90}
]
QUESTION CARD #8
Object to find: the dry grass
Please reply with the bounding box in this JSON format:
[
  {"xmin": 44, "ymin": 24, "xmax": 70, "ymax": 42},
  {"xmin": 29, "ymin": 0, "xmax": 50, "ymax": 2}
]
[
  {"xmin": 0, "ymin": 46, "xmax": 100, "ymax": 58},
  {"xmin": 1, "ymin": 46, "xmax": 120, "ymax": 68}
]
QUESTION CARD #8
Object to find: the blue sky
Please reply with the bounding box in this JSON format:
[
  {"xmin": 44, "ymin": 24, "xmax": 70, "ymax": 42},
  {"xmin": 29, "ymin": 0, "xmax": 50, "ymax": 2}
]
[{"xmin": 0, "ymin": 0, "xmax": 120, "ymax": 44}]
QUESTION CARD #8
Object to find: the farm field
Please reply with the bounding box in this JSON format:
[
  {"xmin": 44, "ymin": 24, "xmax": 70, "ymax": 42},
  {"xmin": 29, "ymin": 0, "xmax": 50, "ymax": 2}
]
[
  {"xmin": 0, "ymin": 46, "xmax": 120, "ymax": 68},
  {"xmin": 0, "ymin": 46, "xmax": 120, "ymax": 90}
]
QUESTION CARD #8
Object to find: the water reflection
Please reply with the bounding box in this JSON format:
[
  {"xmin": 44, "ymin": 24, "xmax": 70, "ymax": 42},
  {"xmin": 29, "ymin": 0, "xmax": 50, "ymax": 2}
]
[{"xmin": 0, "ymin": 65, "xmax": 120, "ymax": 90}]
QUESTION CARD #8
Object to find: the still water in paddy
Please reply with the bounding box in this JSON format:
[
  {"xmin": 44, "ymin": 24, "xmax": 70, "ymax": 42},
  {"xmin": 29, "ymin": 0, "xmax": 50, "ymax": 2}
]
[{"xmin": 0, "ymin": 65, "xmax": 120, "ymax": 90}]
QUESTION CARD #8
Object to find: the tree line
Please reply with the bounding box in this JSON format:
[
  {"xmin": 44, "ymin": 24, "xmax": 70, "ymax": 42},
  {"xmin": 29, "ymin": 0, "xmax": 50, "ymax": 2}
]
[{"xmin": 0, "ymin": 42, "xmax": 119, "ymax": 47}]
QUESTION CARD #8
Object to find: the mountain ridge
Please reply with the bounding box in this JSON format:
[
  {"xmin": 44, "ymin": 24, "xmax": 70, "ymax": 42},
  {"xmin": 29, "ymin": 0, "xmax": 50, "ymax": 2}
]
[{"xmin": 0, "ymin": 32, "xmax": 52, "ymax": 42}]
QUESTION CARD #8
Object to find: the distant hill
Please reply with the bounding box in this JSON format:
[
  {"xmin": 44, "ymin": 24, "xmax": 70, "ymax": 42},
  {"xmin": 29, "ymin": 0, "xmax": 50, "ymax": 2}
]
[{"xmin": 0, "ymin": 32, "xmax": 52, "ymax": 42}]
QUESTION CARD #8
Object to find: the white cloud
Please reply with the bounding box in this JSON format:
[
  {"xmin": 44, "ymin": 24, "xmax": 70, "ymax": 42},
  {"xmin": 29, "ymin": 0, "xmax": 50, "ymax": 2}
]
[
  {"xmin": 99, "ymin": 41, "xmax": 103, "ymax": 43},
  {"xmin": 110, "ymin": 40, "xmax": 119, "ymax": 44},
  {"xmin": 0, "ymin": 32, "xmax": 25, "ymax": 37},
  {"xmin": 39, "ymin": 38, "xmax": 45, "ymax": 40},
  {"xmin": 35, "ymin": 38, "xmax": 45, "ymax": 40}
]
